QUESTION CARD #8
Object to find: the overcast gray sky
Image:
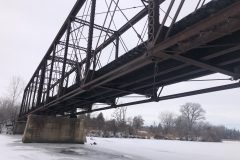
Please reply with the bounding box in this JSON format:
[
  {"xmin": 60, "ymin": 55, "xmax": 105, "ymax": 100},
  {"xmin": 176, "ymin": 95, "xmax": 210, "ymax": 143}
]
[{"xmin": 0, "ymin": 0, "xmax": 239, "ymax": 130}]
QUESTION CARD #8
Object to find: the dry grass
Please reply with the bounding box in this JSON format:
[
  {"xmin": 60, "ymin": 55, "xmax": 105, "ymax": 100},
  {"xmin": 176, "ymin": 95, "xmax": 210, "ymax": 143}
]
[
  {"xmin": 135, "ymin": 130, "xmax": 152, "ymax": 139},
  {"xmin": 165, "ymin": 134, "xmax": 178, "ymax": 140},
  {"xmin": 222, "ymin": 139, "xmax": 240, "ymax": 142}
]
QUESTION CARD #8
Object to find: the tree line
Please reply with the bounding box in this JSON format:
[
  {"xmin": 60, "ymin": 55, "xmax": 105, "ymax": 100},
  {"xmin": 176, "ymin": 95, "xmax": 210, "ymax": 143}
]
[
  {"xmin": 0, "ymin": 76, "xmax": 24, "ymax": 132},
  {"xmin": 79, "ymin": 103, "xmax": 240, "ymax": 142}
]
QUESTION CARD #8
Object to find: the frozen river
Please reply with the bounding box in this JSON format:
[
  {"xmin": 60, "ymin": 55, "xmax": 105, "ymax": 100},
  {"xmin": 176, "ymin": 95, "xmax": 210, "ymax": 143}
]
[{"xmin": 0, "ymin": 134, "xmax": 239, "ymax": 160}]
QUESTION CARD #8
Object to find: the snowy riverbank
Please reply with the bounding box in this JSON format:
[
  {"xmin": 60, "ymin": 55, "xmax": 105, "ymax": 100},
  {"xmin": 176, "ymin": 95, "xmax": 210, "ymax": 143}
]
[{"xmin": 0, "ymin": 134, "xmax": 239, "ymax": 160}]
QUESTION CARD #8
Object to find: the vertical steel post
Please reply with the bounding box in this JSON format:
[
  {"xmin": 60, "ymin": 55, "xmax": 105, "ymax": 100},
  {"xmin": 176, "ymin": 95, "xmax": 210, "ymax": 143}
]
[
  {"xmin": 21, "ymin": 82, "xmax": 31, "ymax": 115},
  {"xmin": 93, "ymin": 51, "xmax": 96, "ymax": 71},
  {"xmin": 59, "ymin": 20, "xmax": 71, "ymax": 97},
  {"xmin": 115, "ymin": 32, "xmax": 119, "ymax": 59},
  {"xmin": 76, "ymin": 62, "xmax": 82, "ymax": 83},
  {"xmin": 52, "ymin": 87, "xmax": 55, "ymax": 97},
  {"xmin": 27, "ymin": 80, "xmax": 34, "ymax": 111},
  {"xmin": 31, "ymin": 71, "xmax": 39, "ymax": 108},
  {"xmin": 148, "ymin": 0, "xmax": 159, "ymax": 47},
  {"xmin": 23, "ymin": 87, "xmax": 30, "ymax": 113},
  {"xmin": 42, "ymin": 92, "xmax": 46, "ymax": 104},
  {"xmin": 46, "ymin": 43, "xmax": 56, "ymax": 102},
  {"xmin": 36, "ymin": 58, "xmax": 46, "ymax": 107},
  {"xmin": 19, "ymin": 90, "xmax": 27, "ymax": 117},
  {"xmin": 85, "ymin": 0, "xmax": 96, "ymax": 76},
  {"xmin": 65, "ymin": 75, "xmax": 69, "ymax": 88}
]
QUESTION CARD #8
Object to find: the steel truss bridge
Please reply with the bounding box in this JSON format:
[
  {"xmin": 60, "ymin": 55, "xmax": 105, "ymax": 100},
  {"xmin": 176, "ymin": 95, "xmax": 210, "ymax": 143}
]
[{"xmin": 19, "ymin": 0, "xmax": 240, "ymax": 120}]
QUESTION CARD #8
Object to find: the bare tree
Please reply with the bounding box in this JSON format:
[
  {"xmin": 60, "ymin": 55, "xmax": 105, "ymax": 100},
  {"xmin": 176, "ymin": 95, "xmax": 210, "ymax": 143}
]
[
  {"xmin": 5, "ymin": 76, "xmax": 25, "ymax": 106},
  {"xmin": 96, "ymin": 112, "xmax": 105, "ymax": 130},
  {"xmin": 0, "ymin": 76, "xmax": 25, "ymax": 126},
  {"xmin": 127, "ymin": 117, "xmax": 134, "ymax": 135},
  {"xmin": 111, "ymin": 107, "xmax": 127, "ymax": 130},
  {"xmin": 107, "ymin": 119, "xmax": 118, "ymax": 136},
  {"xmin": 133, "ymin": 115, "xmax": 144, "ymax": 129},
  {"xmin": 180, "ymin": 102, "xmax": 206, "ymax": 140},
  {"xmin": 158, "ymin": 111, "xmax": 176, "ymax": 134},
  {"xmin": 127, "ymin": 117, "xmax": 133, "ymax": 126},
  {"xmin": 175, "ymin": 115, "xmax": 188, "ymax": 139},
  {"xmin": 152, "ymin": 120, "xmax": 156, "ymax": 133},
  {"xmin": 0, "ymin": 97, "xmax": 15, "ymax": 130},
  {"xmin": 0, "ymin": 98, "xmax": 13, "ymax": 119}
]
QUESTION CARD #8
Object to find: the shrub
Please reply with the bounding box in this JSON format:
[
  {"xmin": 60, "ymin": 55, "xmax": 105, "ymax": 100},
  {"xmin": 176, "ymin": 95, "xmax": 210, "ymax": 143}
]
[{"xmin": 154, "ymin": 133, "xmax": 165, "ymax": 139}]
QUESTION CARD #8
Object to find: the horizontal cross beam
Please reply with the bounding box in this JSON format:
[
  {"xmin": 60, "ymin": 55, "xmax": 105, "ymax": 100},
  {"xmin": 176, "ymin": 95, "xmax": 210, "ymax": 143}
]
[
  {"xmin": 48, "ymin": 55, "xmax": 78, "ymax": 66},
  {"xmin": 58, "ymin": 41, "xmax": 88, "ymax": 52},
  {"xmin": 73, "ymin": 17, "xmax": 115, "ymax": 34}
]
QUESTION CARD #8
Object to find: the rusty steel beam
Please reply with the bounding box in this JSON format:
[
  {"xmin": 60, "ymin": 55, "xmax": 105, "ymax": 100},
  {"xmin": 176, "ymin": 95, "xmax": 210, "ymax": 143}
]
[
  {"xmin": 85, "ymin": 0, "xmax": 96, "ymax": 78},
  {"xmin": 59, "ymin": 20, "xmax": 71, "ymax": 97},
  {"xmin": 201, "ymin": 45, "xmax": 240, "ymax": 61},
  {"xmin": 151, "ymin": 2, "xmax": 240, "ymax": 54}
]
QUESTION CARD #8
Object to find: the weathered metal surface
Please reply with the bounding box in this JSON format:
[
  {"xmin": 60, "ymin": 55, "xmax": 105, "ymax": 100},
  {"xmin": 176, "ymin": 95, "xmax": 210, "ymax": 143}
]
[{"xmin": 19, "ymin": 0, "xmax": 240, "ymax": 119}]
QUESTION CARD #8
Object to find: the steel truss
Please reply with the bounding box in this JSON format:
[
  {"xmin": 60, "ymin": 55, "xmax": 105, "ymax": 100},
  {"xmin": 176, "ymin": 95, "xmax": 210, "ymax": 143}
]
[{"xmin": 19, "ymin": 0, "xmax": 240, "ymax": 120}]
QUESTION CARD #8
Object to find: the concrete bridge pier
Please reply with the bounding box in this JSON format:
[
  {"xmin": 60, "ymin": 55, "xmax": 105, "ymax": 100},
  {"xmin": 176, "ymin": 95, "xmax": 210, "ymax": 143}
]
[{"xmin": 22, "ymin": 114, "xmax": 86, "ymax": 144}]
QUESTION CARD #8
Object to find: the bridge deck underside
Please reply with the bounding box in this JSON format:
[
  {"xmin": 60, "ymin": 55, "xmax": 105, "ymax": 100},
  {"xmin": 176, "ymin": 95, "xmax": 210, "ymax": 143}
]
[{"xmin": 20, "ymin": 0, "xmax": 240, "ymax": 118}]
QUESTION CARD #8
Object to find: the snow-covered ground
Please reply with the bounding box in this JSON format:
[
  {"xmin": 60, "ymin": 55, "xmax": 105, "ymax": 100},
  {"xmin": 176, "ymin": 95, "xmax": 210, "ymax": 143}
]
[{"xmin": 0, "ymin": 134, "xmax": 239, "ymax": 160}]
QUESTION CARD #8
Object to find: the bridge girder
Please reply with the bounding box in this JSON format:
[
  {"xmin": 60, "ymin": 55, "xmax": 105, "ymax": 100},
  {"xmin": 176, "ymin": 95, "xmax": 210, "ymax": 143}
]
[{"xmin": 19, "ymin": 0, "xmax": 240, "ymax": 120}]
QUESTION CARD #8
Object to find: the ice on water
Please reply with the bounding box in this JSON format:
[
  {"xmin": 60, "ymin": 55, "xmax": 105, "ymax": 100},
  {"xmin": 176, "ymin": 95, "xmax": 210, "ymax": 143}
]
[{"xmin": 0, "ymin": 134, "xmax": 239, "ymax": 160}]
